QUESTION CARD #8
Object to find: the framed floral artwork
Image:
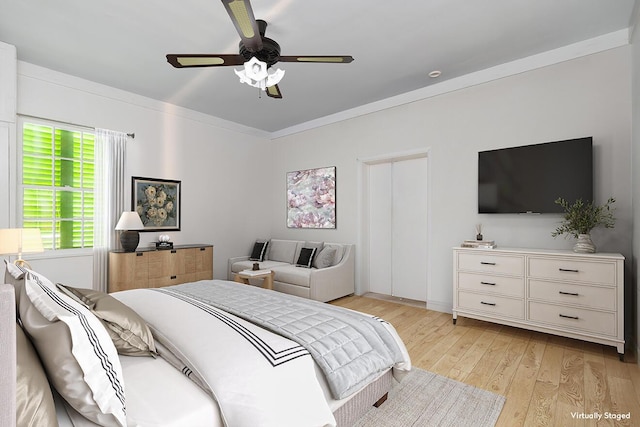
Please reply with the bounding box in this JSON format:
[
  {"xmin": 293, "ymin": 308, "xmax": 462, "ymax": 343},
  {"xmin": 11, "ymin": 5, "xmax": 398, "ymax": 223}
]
[
  {"xmin": 286, "ymin": 166, "xmax": 336, "ymax": 229},
  {"xmin": 132, "ymin": 176, "xmax": 181, "ymax": 231}
]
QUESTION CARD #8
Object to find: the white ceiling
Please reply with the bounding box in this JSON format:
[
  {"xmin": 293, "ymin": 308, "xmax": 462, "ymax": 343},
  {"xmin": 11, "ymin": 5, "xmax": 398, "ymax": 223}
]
[{"xmin": 0, "ymin": 0, "xmax": 637, "ymax": 134}]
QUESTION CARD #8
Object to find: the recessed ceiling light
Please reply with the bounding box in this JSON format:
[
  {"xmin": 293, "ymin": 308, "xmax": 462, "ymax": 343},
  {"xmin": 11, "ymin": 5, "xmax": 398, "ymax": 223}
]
[{"xmin": 428, "ymin": 70, "xmax": 442, "ymax": 78}]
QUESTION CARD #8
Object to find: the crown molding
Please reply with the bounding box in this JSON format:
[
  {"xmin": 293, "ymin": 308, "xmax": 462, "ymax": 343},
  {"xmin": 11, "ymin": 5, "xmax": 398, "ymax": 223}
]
[
  {"xmin": 269, "ymin": 29, "xmax": 630, "ymax": 140},
  {"xmin": 17, "ymin": 61, "xmax": 270, "ymax": 139}
]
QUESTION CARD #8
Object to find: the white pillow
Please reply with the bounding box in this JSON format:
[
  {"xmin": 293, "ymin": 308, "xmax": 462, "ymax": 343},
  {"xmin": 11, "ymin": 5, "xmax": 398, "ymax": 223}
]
[
  {"xmin": 20, "ymin": 270, "xmax": 127, "ymax": 426},
  {"xmin": 4, "ymin": 259, "xmax": 26, "ymax": 280}
]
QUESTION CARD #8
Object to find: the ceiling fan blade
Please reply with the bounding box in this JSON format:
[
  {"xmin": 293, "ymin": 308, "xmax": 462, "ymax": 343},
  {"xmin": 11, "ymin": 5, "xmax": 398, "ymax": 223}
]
[
  {"xmin": 166, "ymin": 54, "xmax": 246, "ymax": 68},
  {"xmin": 266, "ymin": 84, "xmax": 282, "ymax": 99},
  {"xmin": 221, "ymin": 0, "xmax": 263, "ymax": 52},
  {"xmin": 278, "ymin": 55, "xmax": 354, "ymax": 64}
]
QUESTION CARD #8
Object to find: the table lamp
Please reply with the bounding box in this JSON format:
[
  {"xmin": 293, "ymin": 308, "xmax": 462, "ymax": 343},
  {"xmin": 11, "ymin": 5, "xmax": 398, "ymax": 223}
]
[
  {"xmin": 0, "ymin": 228, "xmax": 44, "ymax": 268},
  {"xmin": 115, "ymin": 212, "xmax": 145, "ymax": 252}
]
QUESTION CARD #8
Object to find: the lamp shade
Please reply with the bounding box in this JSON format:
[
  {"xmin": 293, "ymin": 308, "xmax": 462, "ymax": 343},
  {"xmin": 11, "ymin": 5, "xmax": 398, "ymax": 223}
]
[
  {"xmin": 115, "ymin": 212, "xmax": 144, "ymax": 252},
  {"xmin": 0, "ymin": 228, "xmax": 44, "ymax": 255},
  {"xmin": 115, "ymin": 212, "xmax": 144, "ymax": 231}
]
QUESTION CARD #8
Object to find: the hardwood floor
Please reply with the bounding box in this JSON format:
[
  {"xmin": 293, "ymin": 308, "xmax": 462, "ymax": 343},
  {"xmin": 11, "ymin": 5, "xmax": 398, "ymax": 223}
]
[{"xmin": 331, "ymin": 295, "xmax": 640, "ymax": 427}]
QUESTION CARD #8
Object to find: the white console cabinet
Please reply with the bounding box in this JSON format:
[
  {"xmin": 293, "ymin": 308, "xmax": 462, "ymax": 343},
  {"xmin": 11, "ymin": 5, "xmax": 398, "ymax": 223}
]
[{"xmin": 452, "ymin": 247, "xmax": 625, "ymax": 360}]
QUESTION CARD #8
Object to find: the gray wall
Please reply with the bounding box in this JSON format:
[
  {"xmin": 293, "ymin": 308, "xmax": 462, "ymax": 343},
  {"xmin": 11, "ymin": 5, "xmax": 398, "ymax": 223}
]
[
  {"xmin": 2, "ymin": 33, "xmax": 638, "ymax": 356},
  {"xmin": 631, "ymin": 8, "xmax": 640, "ymax": 361},
  {"xmin": 3, "ymin": 59, "xmax": 273, "ymax": 285},
  {"xmin": 269, "ymin": 47, "xmax": 633, "ymax": 317}
]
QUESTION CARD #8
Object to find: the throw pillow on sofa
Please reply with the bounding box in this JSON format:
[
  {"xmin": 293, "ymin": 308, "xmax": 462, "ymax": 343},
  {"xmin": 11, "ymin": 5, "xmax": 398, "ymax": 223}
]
[
  {"xmin": 249, "ymin": 241, "xmax": 268, "ymax": 262},
  {"xmin": 296, "ymin": 247, "xmax": 317, "ymax": 268},
  {"xmin": 313, "ymin": 247, "xmax": 336, "ymax": 269}
]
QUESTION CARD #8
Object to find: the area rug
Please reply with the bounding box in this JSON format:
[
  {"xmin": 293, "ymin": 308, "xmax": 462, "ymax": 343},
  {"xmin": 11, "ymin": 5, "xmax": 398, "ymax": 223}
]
[{"xmin": 353, "ymin": 368, "xmax": 505, "ymax": 427}]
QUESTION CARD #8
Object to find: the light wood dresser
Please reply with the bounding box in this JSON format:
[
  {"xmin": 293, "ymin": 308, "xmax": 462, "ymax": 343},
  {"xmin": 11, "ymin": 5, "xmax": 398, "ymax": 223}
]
[
  {"xmin": 452, "ymin": 247, "xmax": 625, "ymax": 360},
  {"xmin": 109, "ymin": 244, "xmax": 213, "ymax": 292}
]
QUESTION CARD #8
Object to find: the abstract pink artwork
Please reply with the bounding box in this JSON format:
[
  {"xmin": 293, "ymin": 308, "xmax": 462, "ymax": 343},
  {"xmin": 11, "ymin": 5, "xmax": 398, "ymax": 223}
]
[{"xmin": 286, "ymin": 166, "xmax": 336, "ymax": 229}]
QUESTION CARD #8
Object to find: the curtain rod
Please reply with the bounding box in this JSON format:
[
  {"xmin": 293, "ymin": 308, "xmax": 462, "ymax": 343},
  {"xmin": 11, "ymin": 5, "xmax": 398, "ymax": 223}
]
[{"xmin": 19, "ymin": 114, "xmax": 135, "ymax": 139}]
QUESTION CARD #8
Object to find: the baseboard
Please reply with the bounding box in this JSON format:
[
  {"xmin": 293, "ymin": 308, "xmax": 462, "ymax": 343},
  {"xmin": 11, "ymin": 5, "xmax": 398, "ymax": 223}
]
[
  {"xmin": 426, "ymin": 300, "xmax": 452, "ymax": 314},
  {"xmin": 362, "ymin": 292, "xmax": 426, "ymax": 308},
  {"xmin": 360, "ymin": 293, "xmax": 453, "ymax": 315}
]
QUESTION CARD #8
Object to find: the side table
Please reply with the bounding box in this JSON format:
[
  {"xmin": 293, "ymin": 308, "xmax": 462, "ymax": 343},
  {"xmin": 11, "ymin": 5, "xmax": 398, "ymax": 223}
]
[{"xmin": 234, "ymin": 270, "xmax": 275, "ymax": 290}]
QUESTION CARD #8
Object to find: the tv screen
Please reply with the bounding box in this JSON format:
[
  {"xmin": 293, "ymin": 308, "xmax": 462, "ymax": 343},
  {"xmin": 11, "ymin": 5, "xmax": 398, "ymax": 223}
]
[{"xmin": 478, "ymin": 137, "xmax": 593, "ymax": 214}]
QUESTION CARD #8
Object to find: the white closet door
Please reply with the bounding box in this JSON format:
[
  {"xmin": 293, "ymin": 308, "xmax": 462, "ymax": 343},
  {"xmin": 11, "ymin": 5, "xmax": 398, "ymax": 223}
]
[
  {"xmin": 368, "ymin": 163, "xmax": 393, "ymax": 295},
  {"xmin": 391, "ymin": 157, "xmax": 428, "ymax": 301}
]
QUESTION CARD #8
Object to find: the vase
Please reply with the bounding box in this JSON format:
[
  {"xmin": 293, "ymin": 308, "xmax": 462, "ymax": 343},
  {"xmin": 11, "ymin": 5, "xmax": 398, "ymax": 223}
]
[{"xmin": 573, "ymin": 234, "xmax": 596, "ymax": 253}]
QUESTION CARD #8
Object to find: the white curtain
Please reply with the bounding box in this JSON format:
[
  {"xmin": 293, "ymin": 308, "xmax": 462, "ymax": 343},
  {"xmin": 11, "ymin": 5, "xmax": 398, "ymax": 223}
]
[{"xmin": 93, "ymin": 129, "xmax": 127, "ymax": 292}]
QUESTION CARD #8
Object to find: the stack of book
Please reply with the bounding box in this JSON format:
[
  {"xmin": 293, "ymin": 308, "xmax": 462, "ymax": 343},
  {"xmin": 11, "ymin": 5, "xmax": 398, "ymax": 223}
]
[{"xmin": 461, "ymin": 240, "xmax": 496, "ymax": 249}]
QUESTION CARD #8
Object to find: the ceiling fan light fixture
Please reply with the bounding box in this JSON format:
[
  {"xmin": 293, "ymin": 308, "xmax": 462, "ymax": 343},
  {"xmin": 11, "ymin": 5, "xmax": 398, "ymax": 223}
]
[
  {"xmin": 234, "ymin": 57, "xmax": 285, "ymax": 91},
  {"xmin": 168, "ymin": 1, "xmax": 354, "ymax": 99}
]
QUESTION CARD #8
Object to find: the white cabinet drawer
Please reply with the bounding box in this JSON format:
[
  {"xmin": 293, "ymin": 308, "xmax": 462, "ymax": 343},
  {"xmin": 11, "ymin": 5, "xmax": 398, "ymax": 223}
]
[
  {"xmin": 528, "ymin": 302, "xmax": 616, "ymax": 336},
  {"xmin": 457, "ymin": 253, "xmax": 524, "ymax": 276},
  {"xmin": 458, "ymin": 272, "xmax": 524, "ymax": 298},
  {"xmin": 458, "ymin": 291, "xmax": 524, "ymax": 319},
  {"xmin": 528, "ymin": 257, "xmax": 616, "ymax": 286},
  {"xmin": 528, "ymin": 280, "xmax": 616, "ymax": 311}
]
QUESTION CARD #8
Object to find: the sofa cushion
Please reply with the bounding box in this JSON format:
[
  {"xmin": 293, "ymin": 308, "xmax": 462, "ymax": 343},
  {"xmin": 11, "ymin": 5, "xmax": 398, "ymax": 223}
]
[
  {"xmin": 304, "ymin": 241, "xmax": 324, "ymax": 252},
  {"xmin": 273, "ymin": 265, "xmax": 312, "ymax": 288},
  {"xmin": 313, "ymin": 246, "xmax": 337, "ymax": 269},
  {"xmin": 296, "ymin": 248, "xmax": 317, "ymax": 268},
  {"xmin": 249, "ymin": 241, "xmax": 268, "ymax": 261},
  {"xmin": 231, "ymin": 260, "xmax": 290, "ymax": 274},
  {"xmin": 324, "ymin": 244, "xmax": 345, "ymax": 265},
  {"xmin": 267, "ymin": 239, "xmax": 299, "ymax": 263}
]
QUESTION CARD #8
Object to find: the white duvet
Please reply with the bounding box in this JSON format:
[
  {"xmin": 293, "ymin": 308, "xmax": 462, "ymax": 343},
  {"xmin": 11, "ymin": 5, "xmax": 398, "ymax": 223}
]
[{"xmin": 113, "ymin": 288, "xmax": 336, "ymax": 427}]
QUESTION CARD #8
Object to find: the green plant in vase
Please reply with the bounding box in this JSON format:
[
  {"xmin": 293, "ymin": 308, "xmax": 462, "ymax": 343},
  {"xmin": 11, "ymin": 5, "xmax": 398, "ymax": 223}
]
[{"xmin": 551, "ymin": 197, "xmax": 616, "ymax": 253}]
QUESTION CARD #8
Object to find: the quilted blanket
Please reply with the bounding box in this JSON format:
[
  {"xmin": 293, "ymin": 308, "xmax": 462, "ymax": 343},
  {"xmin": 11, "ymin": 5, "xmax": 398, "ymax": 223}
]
[
  {"xmin": 113, "ymin": 284, "xmax": 335, "ymax": 427},
  {"xmin": 160, "ymin": 280, "xmax": 411, "ymax": 399}
]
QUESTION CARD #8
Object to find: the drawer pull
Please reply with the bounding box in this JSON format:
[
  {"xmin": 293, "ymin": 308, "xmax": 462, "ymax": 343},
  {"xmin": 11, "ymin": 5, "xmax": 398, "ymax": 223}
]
[
  {"xmin": 136, "ymin": 252, "xmax": 143, "ymax": 257},
  {"xmin": 480, "ymin": 262, "xmax": 496, "ymax": 266},
  {"xmin": 170, "ymin": 275, "xmax": 177, "ymax": 279},
  {"xmin": 480, "ymin": 281, "xmax": 496, "ymax": 286},
  {"xmin": 480, "ymin": 301, "xmax": 496, "ymax": 306},
  {"xmin": 559, "ymin": 291, "xmax": 579, "ymax": 296},
  {"xmin": 200, "ymin": 247, "xmax": 206, "ymax": 251},
  {"xmin": 171, "ymin": 250, "xmax": 177, "ymax": 254},
  {"xmin": 559, "ymin": 268, "xmax": 579, "ymax": 273},
  {"xmin": 559, "ymin": 314, "xmax": 579, "ymax": 320}
]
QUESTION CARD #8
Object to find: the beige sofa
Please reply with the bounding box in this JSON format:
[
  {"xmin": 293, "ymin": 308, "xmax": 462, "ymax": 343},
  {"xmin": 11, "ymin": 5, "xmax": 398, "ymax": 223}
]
[{"xmin": 227, "ymin": 239, "xmax": 355, "ymax": 302}]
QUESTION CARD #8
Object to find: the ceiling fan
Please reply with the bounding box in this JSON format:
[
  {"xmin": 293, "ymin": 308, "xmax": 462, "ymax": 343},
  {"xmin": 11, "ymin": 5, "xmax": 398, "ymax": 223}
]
[{"xmin": 166, "ymin": 0, "xmax": 354, "ymax": 99}]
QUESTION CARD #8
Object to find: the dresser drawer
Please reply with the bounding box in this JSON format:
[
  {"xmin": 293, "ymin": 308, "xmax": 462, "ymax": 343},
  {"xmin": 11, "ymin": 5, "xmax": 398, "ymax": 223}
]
[
  {"xmin": 528, "ymin": 301, "xmax": 616, "ymax": 336},
  {"xmin": 458, "ymin": 272, "xmax": 524, "ymax": 298},
  {"xmin": 528, "ymin": 279, "xmax": 616, "ymax": 311},
  {"xmin": 457, "ymin": 253, "xmax": 524, "ymax": 276},
  {"xmin": 458, "ymin": 291, "xmax": 524, "ymax": 319},
  {"xmin": 528, "ymin": 257, "xmax": 616, "ymax": 286}
]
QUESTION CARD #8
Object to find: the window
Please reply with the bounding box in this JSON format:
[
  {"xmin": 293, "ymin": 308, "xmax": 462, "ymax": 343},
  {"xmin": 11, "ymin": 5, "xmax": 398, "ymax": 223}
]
[{"xmin": 21, "ymin": 120, "xmax": 95, "ymax": 250}]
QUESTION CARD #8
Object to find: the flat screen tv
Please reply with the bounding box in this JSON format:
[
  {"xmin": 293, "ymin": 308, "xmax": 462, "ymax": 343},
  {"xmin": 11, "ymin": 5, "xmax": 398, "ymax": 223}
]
[{"xmin": 478, "ymin": 137, "xmax": 593, "ymax": 214}]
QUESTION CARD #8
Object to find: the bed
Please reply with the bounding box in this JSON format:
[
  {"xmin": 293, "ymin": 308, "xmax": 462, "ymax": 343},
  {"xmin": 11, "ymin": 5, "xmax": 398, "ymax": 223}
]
[{"xmin": 2, "ymin": 262, "xmax": 411, "ymax": 427}]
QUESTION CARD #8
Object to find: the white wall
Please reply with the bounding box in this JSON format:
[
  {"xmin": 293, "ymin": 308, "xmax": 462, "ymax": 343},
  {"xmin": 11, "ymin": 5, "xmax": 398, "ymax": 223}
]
[
  {"xmin": 269, "ymin": 47, "xmax": 633, "ymax": 313},
  {"xmin": 1, "ymin": 40, "xmax": 636, "ymax": 350},
  {"xmin": 4, "ymin": 58, "xmax": 272, "ymax": 285},
  {"xmin": 0, "ymin": 41, "xmax": 17, "ymax": 230},
  {"xmin": 630, "ymin": 6, "xmax": 640, "ymax": 361}
]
